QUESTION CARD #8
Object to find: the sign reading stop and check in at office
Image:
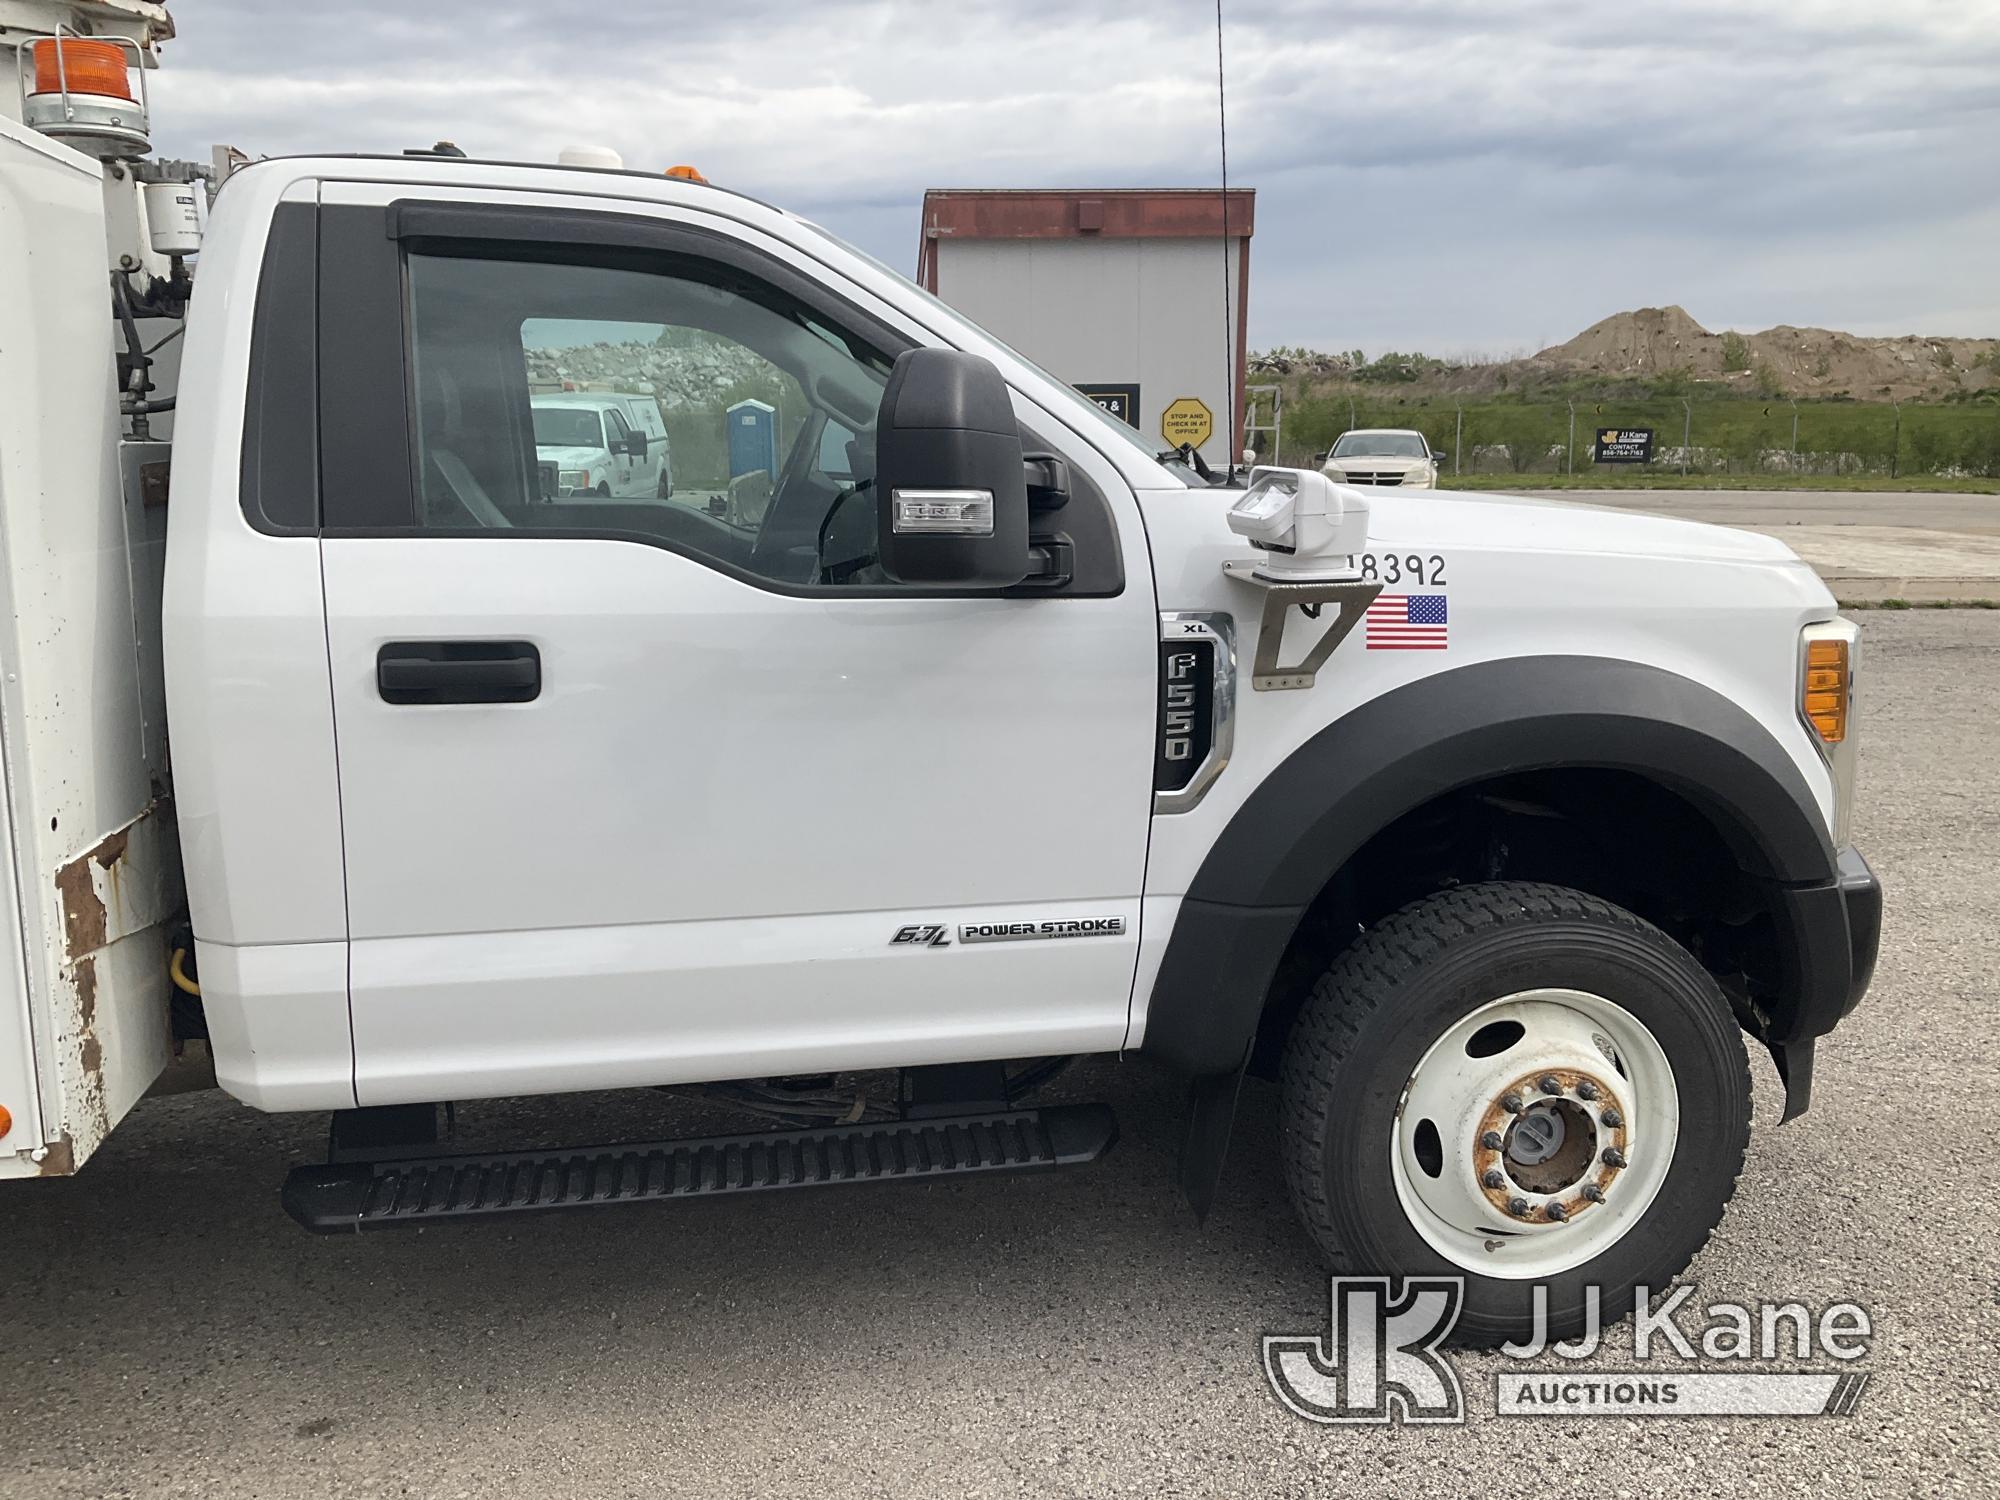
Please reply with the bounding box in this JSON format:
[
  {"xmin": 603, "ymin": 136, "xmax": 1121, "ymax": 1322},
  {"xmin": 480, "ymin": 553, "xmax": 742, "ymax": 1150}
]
[{"xmin": 1161, "ymin": 396, "xmax": 1214, "ymax": 449}]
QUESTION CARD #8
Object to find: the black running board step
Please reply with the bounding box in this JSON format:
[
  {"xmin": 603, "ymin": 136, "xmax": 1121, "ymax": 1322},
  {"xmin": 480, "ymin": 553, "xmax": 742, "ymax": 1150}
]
[{"xmin": 282, "ymin": 1102, "xmax": 1117, "ymax": 1233}]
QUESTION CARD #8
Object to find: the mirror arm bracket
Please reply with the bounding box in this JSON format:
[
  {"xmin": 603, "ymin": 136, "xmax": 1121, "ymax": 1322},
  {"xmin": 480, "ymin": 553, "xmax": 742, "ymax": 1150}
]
[{"xmin": 1015, "ymin": 535, "xmax": 1074, "ymax": 589}]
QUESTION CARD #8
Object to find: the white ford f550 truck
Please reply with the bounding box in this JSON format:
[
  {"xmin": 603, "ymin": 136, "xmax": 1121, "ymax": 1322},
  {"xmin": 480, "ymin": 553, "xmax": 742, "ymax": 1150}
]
[{"xmin": 0, "ymin": 4, "xmax": 1878, "ymax": 1344}]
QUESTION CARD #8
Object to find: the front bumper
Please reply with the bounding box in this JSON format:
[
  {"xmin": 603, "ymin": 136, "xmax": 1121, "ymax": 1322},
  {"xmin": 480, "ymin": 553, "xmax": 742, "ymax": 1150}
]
[{"xmin": 1768, "ymin": 846, "xmax": 1881, "ymax": 1120}]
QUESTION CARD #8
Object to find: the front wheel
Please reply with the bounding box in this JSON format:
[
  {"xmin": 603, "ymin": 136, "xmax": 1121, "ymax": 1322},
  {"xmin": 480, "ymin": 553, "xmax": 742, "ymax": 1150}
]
[{"xmin": 1278, "ymin": 881, "xmax": 1750, "ymax": 1346}]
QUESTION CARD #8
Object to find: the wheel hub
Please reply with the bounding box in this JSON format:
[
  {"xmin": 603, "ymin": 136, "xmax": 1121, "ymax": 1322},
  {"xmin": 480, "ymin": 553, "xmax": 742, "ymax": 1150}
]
[{"xmin": 1475, "ymin": 1068, "xmax": 1627, "ymax": 1219}]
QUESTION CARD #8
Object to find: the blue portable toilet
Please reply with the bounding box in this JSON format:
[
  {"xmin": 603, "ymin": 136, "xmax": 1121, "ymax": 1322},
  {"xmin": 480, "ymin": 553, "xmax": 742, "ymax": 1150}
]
[{"xmin": 726, "ymin": 398, "xmax": 777, "ymax": 481}]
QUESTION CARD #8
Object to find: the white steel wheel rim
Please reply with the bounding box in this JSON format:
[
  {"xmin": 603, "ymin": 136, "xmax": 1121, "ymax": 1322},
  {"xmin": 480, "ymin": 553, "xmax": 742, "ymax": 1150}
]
[{"xmin": 1388, "ymin": 988, "xmax": 1680, "ymax": 1279}]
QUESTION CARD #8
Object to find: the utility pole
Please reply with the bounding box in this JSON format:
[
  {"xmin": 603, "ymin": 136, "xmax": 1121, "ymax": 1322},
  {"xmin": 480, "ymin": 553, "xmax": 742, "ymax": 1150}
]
[
  {"xmin": 1790, "ymin": 398, "xmax": 1800, "ymax": 470},
  {"xmin": 1680, "ymin": 398, "xmax": 1692, "ymax": 477},
  {"xmin": 1566, "ymin": 400, "xmax": 1576, "ymax": 476},
  {"xmin": 1454, "ymin": 406, "xmax": 1463, "ymax": 476},
  {"xmin": 1890, "ymin": 402, "xmax": 1902, "ymax": 478}
]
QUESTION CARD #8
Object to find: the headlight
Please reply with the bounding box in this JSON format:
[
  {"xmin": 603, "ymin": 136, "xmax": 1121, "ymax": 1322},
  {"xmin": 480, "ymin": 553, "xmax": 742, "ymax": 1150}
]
[
  {"xmin": 558, "ymin": 468, "xmax": 588, "ymax": 490},
  {"xmin": 1799, "ymin": 619, "xmax": 1859, "ymax": 846}
]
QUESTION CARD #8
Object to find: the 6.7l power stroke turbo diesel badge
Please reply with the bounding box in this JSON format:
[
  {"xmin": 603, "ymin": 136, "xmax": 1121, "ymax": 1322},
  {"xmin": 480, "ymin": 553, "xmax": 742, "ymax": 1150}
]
[{"xmin": 959, "ymin": 917, "xmax": 1127, "ymax": 944}]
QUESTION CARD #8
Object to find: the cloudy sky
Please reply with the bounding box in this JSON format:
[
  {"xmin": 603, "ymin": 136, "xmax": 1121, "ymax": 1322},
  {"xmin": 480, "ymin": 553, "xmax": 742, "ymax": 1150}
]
[{"xmin": 148, "ymin": 0, "xmax": 1999, "ymax": 358}]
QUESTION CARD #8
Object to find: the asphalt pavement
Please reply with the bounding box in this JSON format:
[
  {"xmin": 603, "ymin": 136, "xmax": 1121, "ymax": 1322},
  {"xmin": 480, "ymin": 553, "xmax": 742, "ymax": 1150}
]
[
  {"xmin": 3, "ymin": 612, "xmax": 1997, "ymax": 1499},
  {"xmin": 1525, "ymin": 488, "xmax": 2000, "ymax": 601}
]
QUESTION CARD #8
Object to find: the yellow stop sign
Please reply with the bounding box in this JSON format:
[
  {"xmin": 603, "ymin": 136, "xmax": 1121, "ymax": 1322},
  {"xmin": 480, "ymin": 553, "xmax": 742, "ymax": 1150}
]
[{"xmin": 1160, "ymin": 396, "xmax": 1214, "ymax": 449}]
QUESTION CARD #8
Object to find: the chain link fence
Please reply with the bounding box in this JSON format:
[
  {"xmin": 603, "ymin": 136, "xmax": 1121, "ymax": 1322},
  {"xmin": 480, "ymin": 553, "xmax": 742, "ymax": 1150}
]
[{"xmin": 1273, "ymin": 395, "xmax": 2000, "ymax": 480}]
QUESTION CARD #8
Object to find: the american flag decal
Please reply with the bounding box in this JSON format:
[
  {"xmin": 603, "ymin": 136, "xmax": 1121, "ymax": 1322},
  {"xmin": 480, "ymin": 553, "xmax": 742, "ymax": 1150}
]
[{"xmin": 1365, "ymin": 593, "xmax": 1449, "ymax": 650}]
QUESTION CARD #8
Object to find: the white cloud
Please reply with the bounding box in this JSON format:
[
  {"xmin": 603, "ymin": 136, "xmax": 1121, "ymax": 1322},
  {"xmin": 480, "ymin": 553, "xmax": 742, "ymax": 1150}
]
[{"xmin": 148, "ymin": 0, "xmax": 2000, "ymax": 351}]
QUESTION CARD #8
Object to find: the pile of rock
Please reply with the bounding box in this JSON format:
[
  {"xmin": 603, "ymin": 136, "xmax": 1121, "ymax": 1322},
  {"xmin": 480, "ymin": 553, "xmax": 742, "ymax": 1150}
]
[{"xmin": 523, "ymin": 338, "xmax": 775, "ymax": 409}]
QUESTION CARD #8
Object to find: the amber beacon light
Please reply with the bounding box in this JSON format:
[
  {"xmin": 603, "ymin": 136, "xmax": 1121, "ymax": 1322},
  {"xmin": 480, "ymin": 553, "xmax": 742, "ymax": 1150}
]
[
  {"xmin": 22, "ymin": 33, "xmax": 153, "ymax": 156},
  {"xmin": 33, "ymin": 36, "xmax": 134, "ymax": 98}
]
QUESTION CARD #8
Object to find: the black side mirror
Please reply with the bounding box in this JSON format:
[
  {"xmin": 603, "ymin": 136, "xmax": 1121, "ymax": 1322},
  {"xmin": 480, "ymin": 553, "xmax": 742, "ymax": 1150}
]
[
  {"xmin": 624, "ymin": 430, "xmax": 649, "ymax": 458},
  {"xmin": 874, "ymin": 348, "xmax": 1030, "ymax": 587}
]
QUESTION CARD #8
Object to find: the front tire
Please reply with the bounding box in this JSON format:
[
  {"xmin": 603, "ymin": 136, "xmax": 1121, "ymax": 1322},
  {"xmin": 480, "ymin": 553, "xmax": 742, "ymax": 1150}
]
[{"xmin": 1278, "ymin": 881, "xmax": 1750, "ymax": 1346}]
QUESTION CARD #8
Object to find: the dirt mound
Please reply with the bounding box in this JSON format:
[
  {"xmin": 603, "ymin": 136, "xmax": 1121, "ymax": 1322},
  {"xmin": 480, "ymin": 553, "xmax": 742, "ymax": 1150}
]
[{"xmin": 1529, "ymin": 306, "xmax": 1998, "ymax": 401}]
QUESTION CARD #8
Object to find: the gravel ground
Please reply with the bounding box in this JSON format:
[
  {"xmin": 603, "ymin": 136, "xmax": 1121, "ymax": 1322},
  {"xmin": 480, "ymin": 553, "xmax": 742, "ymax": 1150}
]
[{"xmin": 3, "ymin": 612, "xmax": 1996, "ymax": 1499}]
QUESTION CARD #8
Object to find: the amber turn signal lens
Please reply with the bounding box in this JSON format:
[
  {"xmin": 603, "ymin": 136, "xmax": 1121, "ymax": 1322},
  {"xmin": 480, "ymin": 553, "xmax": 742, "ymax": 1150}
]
[
  {"xmin": 0, "ymin": 1103, "xmax": 13, "ymax": 1142},
  {"xmin": 32, "ymin": 38, "xmax": 134, "ymax": 101},
  {"xmin": 1804, "ymin": 639, "xmax": 1849, "ymax": 743}
]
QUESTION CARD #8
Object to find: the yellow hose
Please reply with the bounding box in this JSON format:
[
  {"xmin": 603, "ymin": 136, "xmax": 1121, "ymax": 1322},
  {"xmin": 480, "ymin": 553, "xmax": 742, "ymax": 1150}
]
[{"xmin": 169, "ymin": 947, "xmax": 201, "ymax": 997}]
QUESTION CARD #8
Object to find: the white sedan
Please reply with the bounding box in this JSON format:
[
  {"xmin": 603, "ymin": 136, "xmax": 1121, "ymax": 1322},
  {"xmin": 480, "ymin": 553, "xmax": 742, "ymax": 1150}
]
[{"xmin": 1318, "ymin": 428, "xmax": 1444, "ymax": 488}]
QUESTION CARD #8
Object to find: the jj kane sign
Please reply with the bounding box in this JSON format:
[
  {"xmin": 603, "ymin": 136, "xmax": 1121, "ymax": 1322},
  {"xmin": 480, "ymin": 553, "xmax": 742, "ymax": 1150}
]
[{"xmin": 1593, "ymin": 428, "xmax": 1655, "ymax": 463}]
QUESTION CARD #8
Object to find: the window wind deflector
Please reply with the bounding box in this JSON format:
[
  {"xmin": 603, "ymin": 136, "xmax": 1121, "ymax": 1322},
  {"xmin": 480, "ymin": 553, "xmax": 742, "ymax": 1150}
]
[{"xmin": 384, "ymin": 200, "xmax": 730, "ymax": 252}]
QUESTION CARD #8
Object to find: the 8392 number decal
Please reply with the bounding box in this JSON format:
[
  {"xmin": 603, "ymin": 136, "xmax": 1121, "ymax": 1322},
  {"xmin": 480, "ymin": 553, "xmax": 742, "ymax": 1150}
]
[{"xmin": 1360, "ymin": 553, "xmax": 1447, "ymax": 587}]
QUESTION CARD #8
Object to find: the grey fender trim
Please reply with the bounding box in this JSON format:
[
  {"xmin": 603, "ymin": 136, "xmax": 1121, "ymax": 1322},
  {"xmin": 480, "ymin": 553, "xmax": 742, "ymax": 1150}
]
[{"xmin": 1143, "ymin": 655, "xmax": 1838, "ymax": 1083}]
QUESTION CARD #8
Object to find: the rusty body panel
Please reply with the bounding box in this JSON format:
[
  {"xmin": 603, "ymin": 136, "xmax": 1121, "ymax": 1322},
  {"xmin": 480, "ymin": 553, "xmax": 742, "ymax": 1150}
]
[
  {"xmin": 919, "ymin": 188, "xmax": 1256, "ymax": 254},
  {"xmin": 32, "ymin": 801, "xmax": 183, "ymax": 1172}
]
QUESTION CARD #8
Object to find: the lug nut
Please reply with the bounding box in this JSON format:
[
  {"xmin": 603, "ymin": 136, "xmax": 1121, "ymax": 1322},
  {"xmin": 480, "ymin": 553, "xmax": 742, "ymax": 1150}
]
[
  {"xmin": 1602, "ymin": 1147, "xmax": 1627, "ymax": 1168},
  {"xmin": 1508, "ymin": 1196, "xmax": 1531, "ymax": 1217},
  {"xmin": 1576, "ymin": 1080, "xmax": 1600, "ymax": 1101},
  {"xmin": 1482, "ymin": 1168, "xmax": 1506, "ymax": 1189},
  {"xmin": 1546, "ymin": 1202, "xmax": 1569, "ymax": 1222},
  {"xmin": 1481, "ymin": 1130, "xmax": 1504, "ymax": 1151},
  {"xmin": 1601, "ymin": 1108, "xmax": 1624, "ymax": 1129},
  {"xmin": 1581, "ymin": 1184, "xmax": 1605, "ymax": 1202},
  {"xmin": 1501, "ymin": 1092, "xmax": 1524, "ymax": 1114},
  {"xmin": 1538, "ymin": 1075, "xmax": 1562, "ymax": 1095}
]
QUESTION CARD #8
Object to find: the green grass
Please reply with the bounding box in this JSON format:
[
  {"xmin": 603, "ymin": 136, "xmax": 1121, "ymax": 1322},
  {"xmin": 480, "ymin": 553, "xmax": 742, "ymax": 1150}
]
[
  {"xmin": 1438, "ymin": 472, "xmax": 2000, "ymax": 494},
  {"xmin": 1276, "ymin": 392, "xmax": 2000, "ymax": 482}
]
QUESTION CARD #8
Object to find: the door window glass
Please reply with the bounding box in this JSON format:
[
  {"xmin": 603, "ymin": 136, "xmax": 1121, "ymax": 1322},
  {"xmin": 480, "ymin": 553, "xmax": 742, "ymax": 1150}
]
[{"xmin": 408, "ymin": 250, "xmax": 895, "ymax": 586}]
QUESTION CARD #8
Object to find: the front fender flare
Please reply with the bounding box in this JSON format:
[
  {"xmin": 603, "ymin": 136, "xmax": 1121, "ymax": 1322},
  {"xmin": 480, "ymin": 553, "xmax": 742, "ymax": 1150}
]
[{"xmin": 1143, "ymin": 654, "xmax": 1836, "ymax": 1082}]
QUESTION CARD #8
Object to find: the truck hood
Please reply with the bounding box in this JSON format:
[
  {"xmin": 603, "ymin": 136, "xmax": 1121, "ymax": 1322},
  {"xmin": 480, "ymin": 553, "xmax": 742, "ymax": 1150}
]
[
  {"xmin": 1141, "ymin": 483, "xmax": 1820, "ymax": 605},
  {"xmin": 1324, "ymin": 455, "xmax": 1431, "ymax": 473},
  {"xmin": 536, "ymin": 444, "xmax": 609, "ymax": 468}
]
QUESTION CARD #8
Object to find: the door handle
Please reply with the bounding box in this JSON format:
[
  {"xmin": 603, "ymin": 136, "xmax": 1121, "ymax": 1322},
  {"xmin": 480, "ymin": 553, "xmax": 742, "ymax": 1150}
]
[{"xmin": 377, "ymin": 641, "xmax": 540, "ymax": 704}]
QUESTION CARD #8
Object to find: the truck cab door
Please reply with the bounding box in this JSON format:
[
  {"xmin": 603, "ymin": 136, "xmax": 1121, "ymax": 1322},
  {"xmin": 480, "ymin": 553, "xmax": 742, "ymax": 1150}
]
[{"xmin": 310, "ymin": 187, "xmax": 1159, "ymax": 1105}]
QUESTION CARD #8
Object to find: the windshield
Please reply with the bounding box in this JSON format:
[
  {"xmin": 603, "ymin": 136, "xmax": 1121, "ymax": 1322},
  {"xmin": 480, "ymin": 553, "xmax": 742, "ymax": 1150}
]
[
  {"xmin": 532, "ymin": 407, "xmax": 605, "ymax": 449},
  {"xmin": 1332, "ymin": 432, "xmax": 1429, "ymax": 459},
  {"xmin": 788, "ymin": 216, "xmax": 1198, "ymax": 488}
]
